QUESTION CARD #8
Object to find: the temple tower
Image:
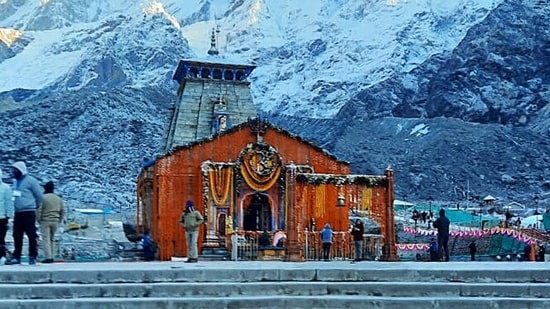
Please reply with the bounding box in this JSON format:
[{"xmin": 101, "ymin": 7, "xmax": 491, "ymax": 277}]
[{"xmin": 163, "ymin": 27, "xmax": 257, "ymax": 152}]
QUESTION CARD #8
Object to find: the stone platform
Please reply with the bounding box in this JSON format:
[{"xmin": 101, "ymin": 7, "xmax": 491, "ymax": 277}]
[{"xmin": 0, "ymin": 260, "xmax": 549, "ymax": 308}]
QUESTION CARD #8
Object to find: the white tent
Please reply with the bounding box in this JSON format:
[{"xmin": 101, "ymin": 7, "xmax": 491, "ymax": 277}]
[
  {"xmin": 394, "ymin": 200, "xmax": 414, "ymax": 207},
  {"xmin": 521, "ymin": 215, "xmax": 543, "ymax": 228},
  {"xmin": 503, "ymin": 201, "xmax": 525, "ymax": 210},
  {"xmin": 75, "ymin": 208, "xmax": 116, "ymax": 215},
  {"xmin": 483, "ymin": 195, "xmax": 496, "ymax": 202}
]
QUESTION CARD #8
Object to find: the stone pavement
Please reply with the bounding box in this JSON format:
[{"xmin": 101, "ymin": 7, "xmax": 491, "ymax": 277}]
[{"xmin": 0, "ymin": 260, "xmax": 549, "ymax": 308}]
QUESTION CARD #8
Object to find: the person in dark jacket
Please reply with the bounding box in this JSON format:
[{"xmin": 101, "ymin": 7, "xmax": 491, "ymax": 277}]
[
  {"xmin": 428, "ymin": 238, "xmax": 439, "ymax": 261},
  {"xmin": 469, "ymin": 240, "xmax": 477, "ymax": 261},
  {"xmin": 351, "ymin": 219, "xmax": 365, "ymax": 262},
  {"xmin": 320, "ymin": 223, "xmax": 333, "ymax": 261},
  {"xmin": 432, "ymin": 208, "xmax": 450, "ymax": 262},
  {"xmin": 8, "ymin": 161, "xmax": 43, "ymax": 265}
]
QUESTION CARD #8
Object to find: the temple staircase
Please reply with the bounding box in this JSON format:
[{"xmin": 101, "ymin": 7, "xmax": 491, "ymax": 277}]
[
  {"xmin": 200, "ymin": 246, "xmax": 230, "ymax": 261},
  {"xmin": 0, "ymin": 261, "xmax": 549, "ymax": 308}
]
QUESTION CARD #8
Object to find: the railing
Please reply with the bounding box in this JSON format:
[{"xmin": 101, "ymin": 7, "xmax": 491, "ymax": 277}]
[
  {"xmin": 520, "ymin": 228, "xmax": 550, "ymax": 243},
  {"xmin": 233, "ymin": 231, "xmax": 262, "ymax": 261},
  {"xmin": 227, "ymin": 230, "xmax": 382, "ymax": 261}
]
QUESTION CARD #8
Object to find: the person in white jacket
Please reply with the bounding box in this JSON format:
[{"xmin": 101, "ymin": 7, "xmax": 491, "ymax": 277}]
[
  {"xmin": 0, "ymin": 169, "xmax": 14, "ymax": 264},
  {"xmin": 8, "ymin": 161, "xmax": 43, "ymax": 265}
]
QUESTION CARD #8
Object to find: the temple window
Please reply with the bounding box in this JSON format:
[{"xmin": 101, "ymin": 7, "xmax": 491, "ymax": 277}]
[{"xmin": 212, "ymin": 69, "xmax": 222, "ymax": 79}]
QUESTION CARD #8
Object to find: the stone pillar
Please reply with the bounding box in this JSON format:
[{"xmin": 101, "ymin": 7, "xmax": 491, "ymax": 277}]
[
  {"xmin": 285, "ymin": 165, "xmax": 304, "ymax": 262},
  {"xmin": 203, "ymin": 202, "xmax": 220, "ymax": 248},
  {"xmin": 381, "ymin": 167, "xmax": 399, "ymax": 261}
]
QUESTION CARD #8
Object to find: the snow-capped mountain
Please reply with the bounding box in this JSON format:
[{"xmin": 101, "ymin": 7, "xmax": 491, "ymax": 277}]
[
  {"xmin": 1, "ymin": 0, "xmax": 503, "ymax": 117},
  {"xmin": 0, "ymin": 0, "xmax": 549, "ymax": 211}
]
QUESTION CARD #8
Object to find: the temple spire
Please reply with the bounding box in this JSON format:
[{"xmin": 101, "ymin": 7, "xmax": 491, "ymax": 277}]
[{"xmin": 207, "ymin": 26, "xmax": 219, "ymax": 56}]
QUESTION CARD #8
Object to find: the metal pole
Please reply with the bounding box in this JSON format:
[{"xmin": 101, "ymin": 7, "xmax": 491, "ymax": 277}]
[
  {"xmin": 231, "ymin": 232, "xmax": 238, "ymax": 261},
  {"xmin": 304, "ymin": 228, "xmax": 309, "ymax": 261}
]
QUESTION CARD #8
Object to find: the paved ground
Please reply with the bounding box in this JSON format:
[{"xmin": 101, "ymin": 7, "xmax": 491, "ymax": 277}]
[{"xmin": 2, "ymin": 259, "xmax": 549, "ymax": 272}]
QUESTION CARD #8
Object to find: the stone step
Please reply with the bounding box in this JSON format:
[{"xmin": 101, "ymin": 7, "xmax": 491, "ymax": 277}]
[
  {"xmin": 1, "ymin": 262, "xmax": 549, "ymax": 308},
  {"xmin": 1, "ymin": 263, "xmax": 549, "ymax": 284},
  {"xmin": 198, "ymin": 254, "xmax": 229, "ymax": 261},
  {"xmin": 0, "ymin": 296, "xmax": 548, "ymax": 309},
  {"xmin": 0, "ymin": 281, "xmax": 549, "ymax": 299}
]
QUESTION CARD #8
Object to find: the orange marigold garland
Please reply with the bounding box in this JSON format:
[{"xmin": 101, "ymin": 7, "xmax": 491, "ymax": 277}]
[
  {"xmin": 237, "ymin": 143, "xmax": 282, "ymax": 192},
  {"xmin": 208, "ymin": 166, "xmax": 233, "ymax": 206}
]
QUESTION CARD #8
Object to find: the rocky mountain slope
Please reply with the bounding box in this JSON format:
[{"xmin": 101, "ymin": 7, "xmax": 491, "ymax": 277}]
[
  {"xmin": 0, "ymin": 0, "xmax": 548, "ymax": 211},
  {"xmin": 272, "ymin": 0, "xmax": 550, "ymax": 206}
]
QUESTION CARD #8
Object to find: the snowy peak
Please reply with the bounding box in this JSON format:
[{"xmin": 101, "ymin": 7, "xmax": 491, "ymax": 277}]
[{"xmin": 1, "ymin": 0, "xmax": 503, "ymax": 116}]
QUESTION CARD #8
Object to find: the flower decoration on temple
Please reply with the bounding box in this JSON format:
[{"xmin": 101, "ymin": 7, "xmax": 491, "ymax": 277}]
[
  {"xmin": 236, "ymin": 143, "xmax": 282, "ymax": 192},
  {"xmin": 295, "ymin": 174, "xmax": 387, "ymax": 186},
  {"xmin": 201, "ymin": 161, "xmax": 235, "ymax": 206},
  {"xmin": 208, "ymin": 165, "xmax": 233, "ymax": 205}
]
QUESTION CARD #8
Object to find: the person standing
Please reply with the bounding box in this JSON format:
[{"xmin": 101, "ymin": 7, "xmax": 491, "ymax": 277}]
[
  {"xmin": 523, "ymin": 243, "xmax": 532, "ymax": 262},
  {"xmin": 8, "ymin": 161, "xmax": 43, "ymax": 265},
  {"xmin": 468, "ymin": 240, "xmax": 477, "ymax": 261},
  {"xmin": 433, "ymin": 208, "xmax": 451, "ymax": 262},
  {"xmin": 351, "ymin": 219, "xmax": 365, "ymax": 262},
  {"xmin": 0, "ymin": 169, "xmax": 14, "ymax": 264},
  {"xmin": 428, "ymin": 238, "xmax": 439, "ymax": 261},
  {"xmin": 37, "ymin": 181, "xmax": 64, "ymax": 264},
  {"xmin": 538, "ymin": 243, "xmax": 546, "ymax": 262},
  {"xmin": 180, "ymin": 200, "xmax": 204, "ymax": 263},
  {"xmin": 142, "ymin": 230, "xmax": 156, "ymax": 261},
  {"xmin": 272, "ymin": 230, "xmax": 287, "ymax": 247},
  {"xmin": 320, "ymin": 223, "xmax": 333, "ymax": 261}
]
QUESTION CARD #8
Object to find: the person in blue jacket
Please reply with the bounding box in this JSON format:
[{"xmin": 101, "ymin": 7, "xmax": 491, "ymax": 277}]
[
  {"xmin": 142, "ymin": 230, "xmax": 155, "ymax": 261},
  {"xmin": 320, "ymin": 223, "xmax": 333, "ymax": 261},
  {"xmin": 428, "ymin": 238, "xmax": 439, "ymax": 261}
]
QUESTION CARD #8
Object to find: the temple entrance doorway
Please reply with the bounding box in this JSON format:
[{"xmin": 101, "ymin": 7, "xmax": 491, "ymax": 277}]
[
  {"xmin": 243, "ymin": 193, "xmax": 272, "ymax": 231},
  {"xmin": 217, "ymin": 213, "xmax": 226, "ymax": 237}
]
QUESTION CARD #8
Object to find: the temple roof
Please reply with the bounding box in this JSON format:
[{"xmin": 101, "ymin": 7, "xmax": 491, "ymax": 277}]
[
  {"xmin": 172, "ymin": 59, "xmax": 256, "ymax": 84},
  {"xmin": 160, "ymin": 118, "xmax": 348, "ymax": 165}
]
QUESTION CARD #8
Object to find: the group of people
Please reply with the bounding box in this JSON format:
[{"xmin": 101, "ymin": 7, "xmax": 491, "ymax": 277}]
[
  {"xmin": 412, "ymin": 209, "xmax": 435, "ymax": 228},
  {"xmin": 319, "ymin": 218, "xmax": 366, "ymax": 262},
  {"xmin": 523, "ymin": 242, "xmax": 546, "ymax": 262},
  {"xmin": 319, "ymin": 210, "xmax": 450, "ymax": 263},
  {"xmin": 0, "ymin": 161, "xmax": 65, "ymax": 265}
]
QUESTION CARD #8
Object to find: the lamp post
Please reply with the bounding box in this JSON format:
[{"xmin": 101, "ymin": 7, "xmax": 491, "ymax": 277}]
[
  {"xmin": 403, "ymin": 194, "xmax": 408, "ymax": 215},
  {"xmin": 428, "ymin": 196, "xmax": 434, "ymax": 222},
  {"xmin": 534, "ymin": 194, "xmax": 540, "ymax": 229},
  {"xmin": 427, "ymin": 196, "xmax": 434, "ymax": 229}
]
